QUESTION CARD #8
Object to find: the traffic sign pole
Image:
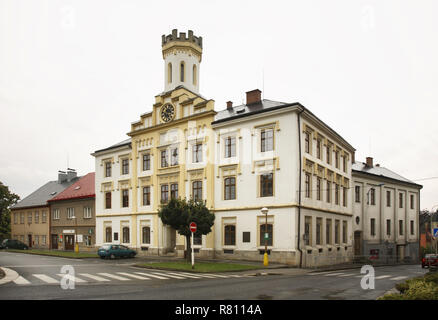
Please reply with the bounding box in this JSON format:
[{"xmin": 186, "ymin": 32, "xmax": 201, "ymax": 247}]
[{"xmin": 189, "ymin": 222, "xmax": 197, "ymax": 269}]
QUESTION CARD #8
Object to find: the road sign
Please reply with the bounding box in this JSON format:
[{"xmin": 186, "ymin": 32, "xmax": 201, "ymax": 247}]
[
  {"xmin": 190, "ymin": 222, "xmax": 197, "ymax": 233},
  {"xmin": 433, "ymin": 228, "xmax": 438, "ymax": 237}
]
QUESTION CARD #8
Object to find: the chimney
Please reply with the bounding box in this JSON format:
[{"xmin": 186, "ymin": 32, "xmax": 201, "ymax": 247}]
[
  {"xmin": 226, "ymin": 101, "xmax": 233, "ymax": 111},
  {"xmin": 67, "ymin": 168, "xmax": 77, "ymax": 182},
  {"xmin": 366, "ymin": 157, "xmax": 373, "ymax": 168},
  {"xmin": 58, "ymin": 171, "xmax": 67, "ymax": 184},
  {"xmin": 246, "ymin": 89, "xmax": 262, "ymax": 105}
]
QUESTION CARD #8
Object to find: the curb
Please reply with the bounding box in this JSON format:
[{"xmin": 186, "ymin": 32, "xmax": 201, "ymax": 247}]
[
  {"xmin": 0, "ymin": 267, "xmax": 19, "ymax": 285},
  {"xmin": 377, "ymin": 287, "xmax": 400, "ymax": 300}
]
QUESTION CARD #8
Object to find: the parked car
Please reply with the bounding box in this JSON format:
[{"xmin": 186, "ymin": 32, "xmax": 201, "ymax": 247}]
[
  {"xmin": 421, "ymin": 254, "xmax": 438, "ymax": 268},
  {"xmin": 97, "ymin": 244, "xmax": 137, "ymax": 259},
  {"xmin": 1, "ymin": 239, "xmax": 29, "ymax": 250}
]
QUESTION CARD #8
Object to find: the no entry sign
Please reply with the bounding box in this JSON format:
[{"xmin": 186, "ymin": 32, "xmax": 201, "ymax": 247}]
[{"xmin": 190, "ymin": 222, "xmax": 197, "ymax": 233}]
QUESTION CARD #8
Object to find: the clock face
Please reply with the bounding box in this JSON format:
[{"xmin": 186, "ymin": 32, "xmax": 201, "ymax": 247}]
[{"xmin": 160, "ymin": 104, "xmax": 175, "ymax": 122}]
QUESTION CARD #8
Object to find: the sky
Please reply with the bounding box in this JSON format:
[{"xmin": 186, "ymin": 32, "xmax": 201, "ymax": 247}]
[{"xmin": 1, "ymin": 0, "xmax": 437, "ymax": 211}]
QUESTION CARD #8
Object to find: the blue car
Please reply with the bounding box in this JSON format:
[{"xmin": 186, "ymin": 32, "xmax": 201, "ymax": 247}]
[{"xmin": 98, "ymin": 244, "xmax": 137, "ymax": 259}]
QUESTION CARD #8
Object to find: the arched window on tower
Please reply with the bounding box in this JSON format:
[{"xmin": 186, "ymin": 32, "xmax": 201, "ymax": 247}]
[
  {"xmin": 168, "ymin": 63, "xmax": 172, "ymax": 83},
  {"xmin": 180, "ymin": 62, "xmax": 185, "ymax": 82},
  {"xmin": 193, "ymin": 64, "xmax": 197, "ymax": 85}
]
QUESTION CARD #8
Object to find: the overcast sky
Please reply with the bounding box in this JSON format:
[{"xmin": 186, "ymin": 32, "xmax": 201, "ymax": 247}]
[{"xmin": 1, "ymin": 0, "xmax": 437, "ymax": 211}]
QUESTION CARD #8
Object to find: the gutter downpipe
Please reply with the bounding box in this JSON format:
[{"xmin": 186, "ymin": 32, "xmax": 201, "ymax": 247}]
[{"xmin": 297, "ymin": 106, "xmax": 305, "ymax": 268}]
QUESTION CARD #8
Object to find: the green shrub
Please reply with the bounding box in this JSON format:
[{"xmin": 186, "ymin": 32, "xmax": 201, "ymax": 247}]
[
  {"xmin": 404, "ymin": 280, "xmax": 438, "ymax": 300},
  {"xmin": 378, "ymin": 293, "xmax": 404, "ymax": 300},
  {"xmin": 395, "ymin": 282, "xmax": 410, "ymax": 293}
]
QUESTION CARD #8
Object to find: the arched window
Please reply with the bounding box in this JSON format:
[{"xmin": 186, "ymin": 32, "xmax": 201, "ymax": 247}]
[
  {"xmin": 192, "ymin": 64, "xmax": 197, "ymax": 85},
  {"xmin": 168, "ymin": 63, "xmax": 172, "ymax": 83},
  {"xmin": 142, "ymin": 226, "xmax": 150, "ymax": 244},
  {"xmin": 180, "ymin": 62, "xmax": 185, "ymax": 82},
  {"xmin": 122, "ymin": 227, "xmax": 130, "ymax": 243},
  {"xmin": 105, "ymin": 227, "xmax": 112, "ymax": 243}
]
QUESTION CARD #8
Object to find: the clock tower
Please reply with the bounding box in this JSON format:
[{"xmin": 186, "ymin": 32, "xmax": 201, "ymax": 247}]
[{"xmin": 162, "ymin": 29, "xmax": 202, "ymax": 94}]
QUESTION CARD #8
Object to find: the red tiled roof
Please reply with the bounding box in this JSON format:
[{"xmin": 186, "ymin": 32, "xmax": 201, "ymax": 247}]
[{"xmin": 48, "ymin": 172, "xmax": 95, "ymax": 202}]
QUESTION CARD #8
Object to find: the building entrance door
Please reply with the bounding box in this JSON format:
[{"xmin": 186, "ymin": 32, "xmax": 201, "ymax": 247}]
[
  {"xmin": 65, "ymin": 235, "xmax": 74, "ymax": 251},
  {"xmin": 28, "ymin": 234, "xmax": 32, "ymax": 248},
  {"xmin": 51, "ymin": 234, "xmax": 58, "ymax": 249},
  {"xmin": 354, "ymin": 231, "xmax": 362, "ymax": 256}
]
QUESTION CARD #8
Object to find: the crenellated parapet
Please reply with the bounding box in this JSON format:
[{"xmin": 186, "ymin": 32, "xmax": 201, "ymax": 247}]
[{"xmin": 162, "ymin": 29, "xmax": 202, "ymax": 49}]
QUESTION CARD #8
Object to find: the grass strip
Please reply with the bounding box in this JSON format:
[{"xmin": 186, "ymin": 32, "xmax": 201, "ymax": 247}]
[
  {"xmin": 134, "ymin": 261, "xmax": 261, "ymax": 273},
  {"xmin": 5, "ymin": 249, "xmax": 98, "ymax": 259}
]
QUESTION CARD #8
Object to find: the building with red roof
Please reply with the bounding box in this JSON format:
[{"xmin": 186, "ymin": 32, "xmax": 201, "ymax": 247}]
[{"xmin": 48, "ymin": 172, "xmax": 96, "ymax": 251}]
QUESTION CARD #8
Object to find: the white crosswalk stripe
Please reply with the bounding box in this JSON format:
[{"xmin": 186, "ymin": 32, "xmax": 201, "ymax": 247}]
[
  {"xmin": 13, "ymin": 276, "xmax": 31, "ymax": 285},
  {"xmin": 97, "ymin": 273, "xmax": 130, "ymax": 281},
  {"xmin": 167, "ymin": 272, "xmax": 202, "ymax": 279},
  {"xmin": 338, "ymin": 273, "xmax": 356, "ymax": 277},
  {"xmin": 33, "ymin": 274, "xmax": 59, "ymax": 284},
  {"xmin": 117, "ymin": 272, "xmax": 150, "ymax": 280},
  {"xmin": 307, "ymin": 271, "xmax": 334, "ymax": 276},
  {"xmin": 227, "ymin": 274, "xmax": 246, "ymax": 278},
  {"xmin": 375, "ymin": 275, "xmax": 392, "ymax": 280},
  {"xmin": 150, "ymin": 272, "xmax": 186, "ymax": 279},
  {"xmin": 390, "ymin": 276, "xmax": 408, "ymax": 281},
  {"xmin": 200, "ymin": 273, "xmax": 229, "ymax": 278},
  {"xmin": 324, "ymin": 272, "xmax": 346, "ymax": 277},
  {"xmin": 57, "ymin": 274, "xmax": 88, "ymax": 283},
  {"xmin": 134, "ymin": 272, "xmax": 169, "ymax": 280},
  {"xmin": 79, "ymin": 273, "xmax": 111, "ymax": 282}
]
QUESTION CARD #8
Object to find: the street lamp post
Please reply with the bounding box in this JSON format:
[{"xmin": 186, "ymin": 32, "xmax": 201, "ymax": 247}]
[{"xmin": 261, "ymin": 207, "xmax": 269, "ymax": 267}]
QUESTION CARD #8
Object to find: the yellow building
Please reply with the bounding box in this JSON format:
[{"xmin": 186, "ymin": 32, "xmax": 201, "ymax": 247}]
[{"xmin": 93, "ymin": 29, "xmax": 217, "ymax": 258}]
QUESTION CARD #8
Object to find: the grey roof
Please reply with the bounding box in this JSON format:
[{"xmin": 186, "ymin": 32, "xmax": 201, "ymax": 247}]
[
  {"xmin": 93, "ymin": 138, "xmax": 132, "ymax": 154},
  {"xmin": 213, "ymin": 99, "xmax": 292, "ymax": 124},
  {"xmin": 11, "ymin": 178, "xmax": 80, "ymax": 210},
  {"xmin": 352, "ymin": 162, "xmax": 422, "ymax": 188}
]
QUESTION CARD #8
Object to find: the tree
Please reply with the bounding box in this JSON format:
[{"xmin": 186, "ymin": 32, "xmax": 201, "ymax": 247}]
[
  {"xmin": 158, "ymin": 198, "xmax": 215, "ymax": 262},
  {"xmin": 0, "ymin": 182, "xmax": 20, "ymax": 241}
]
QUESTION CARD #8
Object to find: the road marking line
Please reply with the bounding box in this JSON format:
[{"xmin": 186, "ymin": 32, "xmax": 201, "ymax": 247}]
[
  {"xmin": 375, "ymin": 275, "xmax": 392, "ymax": 279},
  {"xmin": 97, "ymin": 273, "xmax": 130, "ymax": 281},
  {"xmin": 390, "ymin": 276, "xmax": 408, "ymax": 281},
  {"xmin": 202, "ymin": 273, "xmax": 230, "ymax": 278},
  {"xmin": 324, "ymin": 273, "xmax": 345, "ymax": 276},
  {"xmin": 134, "ymin": 272, "xmax": 169, "ymax": 280},
  {"xmin": 117, "ymin": 272, "xmax": 150, "ymax": 280},
  {"xmin": 57, "ymin": 274, "xmax": 88, "ymax": 283},
  {"xmin": 79, "ymin": 273, "xmax": 111, "ymax": 282},
  {"xmin": 307, "ymin": 271, "xmax": 334, "ymax": 276},
  {"xmin": 227, "ymin": 275, "xmax": 245, "ymax": 278},
  {"xmin": 167, "ymin": 272, "xmax": 202, "ymax": 279},
  {"xmin": 337, "ymin": 273, "xmax": 356, "ymax": 277},
  {"xmin": 13, "ymin": 276, "xmax": 31, "ymax": 285},
  {"xmin": 150, "ymin": 272, "xmax": 186, "ymax": 279},
  {"xmin": 33, "ymin": 274, "xmax": 59, "ymax": 284}
]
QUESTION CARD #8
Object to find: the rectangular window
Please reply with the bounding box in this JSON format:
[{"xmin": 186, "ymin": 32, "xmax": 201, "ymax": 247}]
[
  {"xmin": 14, "ymin": 213, "xmax": 17, "ymax": 224},
  {"xmin": 242, "ymin": 232, "xmax": 251, "ymax": 243},
  {"xmin": 261, "ymin": 128, "xmax": 274, "ymax": 152},
  {"xmin": 192, "ymin": 181, "xmax": 202, "ymax": 200},
  {"xmin": 143, "ymin": 186, "xmax": 151, "ymax": 206},
  {"xmin": 399, "ymin": 193, "xmax": 403, "ymax": 208},
  {"xmin": 343, "ymin": 156, "xmax": 347, "ymax": 173},
  {"xmin": 410, "ymin": 195, "xmax": 414, "ymax": 209},
  {"xmin": 342, "ymin": 187, "xmax": 347, "ymax": 207},
  {"xmin": 326, "ymin": 146, "xmax": 331, "ymax": 165},
  {"xmin": 35, "ymin": 211, "xmax": 39, "ymax": 223},
  {"xmin": 410, "ymin": 220, "xmax": 414, "ymax": 235},
  {"xmin": 161, "ymin": 185, "xmax": 169, "ymax": 203},
  {"xmin": 105, "ymin": 192, "xmax": 112, "ymax": 209},
  {"xmin": 105, "ymin": 161, "xmax": 112, "ymax": 177},
  {"xmin": 42, "ymin": 211, "xmax": 46, "ymax": 223},
  {"xmin": 142, "ymin": 226, "xmax": 151, "ymax": 244},
  {"xmin": 171, "ymin": 148, "xmax": 178, "ymax": 166},
  {"xmin": 386, "ymin": 219, "xmax": 391, "ymax": 236},
  {"xmin": 67, "ymin": 208, "xmax": 74, "ymax": 219},
  {"xmin": 316, "ymin": 139, "xmax": 321, "ymax": 159},
  {"xmin": 316, "ymin": 178, "xmax": 321, "ymax": 201},
  {"xmin": 84, "ymin": 207, "xmax": 92, "ymax": 219},
  {"xmin": 193, "ymin": 234, "xmax": 202, "ymax": 246},
  {"xmin": 305, "ymin": 173, "xmax": 311, "ymax": 198},
  {"xmin": 335, "ymin": 220, "xmax": 340, "ymax": 244},
  {"xmin": 41, "ymin": 235, "xmax": 46, "ymax": 245},
  {"xmin": 122, "ymin": 189, "xmax": 129, "ymax": 208},
  {"xmin": 399, "ymin": 220, "xmax": 403, "ymax": 235},
  {"xmin": 369, "ymin": 188, "xmax": 375, "ymax": 205},
  {"xmin": 122, "ymin": 159, "xmax": 129, "ymax": 175},
  {"xmin": 259, "ymin": 223, "xmax": 273, "ymax": 246},
  {"xmin": 260, "ymin": 173, "xmax": 273, "ymax": 197},
  {"xmin": 161, "ymin": 150, "xmax": 168, "ymax": 168},
  {"xmin": 355, "ymin": 186, "xmax": 361, "ymax": 203},
  {"xmin": 316, "ymin": 218, "xmax": 322, "ymax": 245},
  {"xmin": 304, "ymin": 216, "xmax": 312, "ymax": 246},
  {"xmin": 386, "ymin": 190, "xmax": 391, "ymax": 207},
  {"xmin": 224, "ymin": 177, "xmax": 236, "ymax": 200},
  {"xmin": 143, "ymin": 154, "xmax": 150, "ymax": 171},
  {"xmin": 225, "ymin": 136, "xmax": 236, "ymax": 158},
  {"xmin": 224, "ymin": 225, "xmax": 236, "ymax": 246},
  {"xmin": 304, "ymin": 132, "xmax": 310, "ymax": 154},
  {"xmin": 335, "ymin": 151, "xmax": 339, "ymax": 169},
  {"xmin": 326, "ymin": 181, "xmax": 331, "ymax": 203},
  {"xmin": 170, "ymin": 183, "xmax": 178, "ymax": 199},
  {"xmin": 370, "ymin": 218, "xmax": 376, "ymax": 236},
  {"xmin": 342, "ymin": 221, "xmax": 347, "ymax": 243},
  {"xmin": 20, "ymin": 213, "xmax": 24, "ymax": 224},
  {"xmin": 335, "ymin": 184, "xmax": 339, "ymax": 205},
  {"xmin": 193, "ymin": 143, "xmax": 202, "ymax": 163},
  {"xmin": 28, "ymin": 212, "xmax": 32, "ymax": 224}
]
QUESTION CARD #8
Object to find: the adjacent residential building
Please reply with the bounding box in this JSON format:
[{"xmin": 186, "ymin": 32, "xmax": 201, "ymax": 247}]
[
  {"xmin": 48, "ymin": 172, "xmax": 95, "ymax": 251},
  {"xmin": 92, "ymin": 29, "xmax": 217, "ymax": 258},
  {"xmin": 352, "ymin": 157, "xmax": 422, "ymax": 263},
  {"xmin": 10, "ymin": 169, "xmax": 79, "ymax": 249}
]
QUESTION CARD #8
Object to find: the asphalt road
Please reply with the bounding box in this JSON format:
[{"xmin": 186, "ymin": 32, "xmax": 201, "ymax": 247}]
[{"xmin": 0, "ymin": 251, "xmax": 428, "ymax": 300}]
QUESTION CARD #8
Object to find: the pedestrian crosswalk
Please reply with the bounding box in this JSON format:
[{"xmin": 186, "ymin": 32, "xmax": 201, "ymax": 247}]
[
  {"xmin": 307, "ymin": 271, "xmax": 412, "ymax": 281},
  {"xmin": 10, "ymin": 269, "xmax": 253, "ymax": 286}
]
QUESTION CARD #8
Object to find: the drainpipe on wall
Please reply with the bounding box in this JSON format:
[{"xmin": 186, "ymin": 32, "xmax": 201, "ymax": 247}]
[{"xmin": 297, "ymin": 107, "xmax": 305, "ymax": 268}]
